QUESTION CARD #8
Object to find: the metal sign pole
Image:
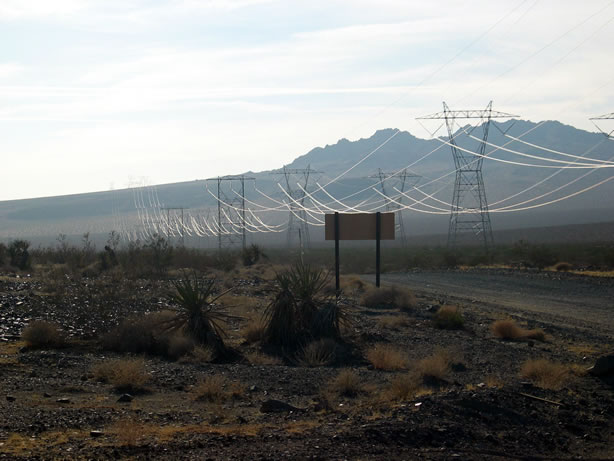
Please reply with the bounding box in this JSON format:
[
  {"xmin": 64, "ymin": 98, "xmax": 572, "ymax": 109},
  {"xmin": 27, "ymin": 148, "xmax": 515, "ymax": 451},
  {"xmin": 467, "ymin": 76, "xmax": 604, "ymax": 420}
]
[
  {"xmin": 376, "ymin": 211, "xmax": 381, "ymax": 288},
  {"xmin": 335, "ymin": 212, "xmax": 340, "ymax": 294}
]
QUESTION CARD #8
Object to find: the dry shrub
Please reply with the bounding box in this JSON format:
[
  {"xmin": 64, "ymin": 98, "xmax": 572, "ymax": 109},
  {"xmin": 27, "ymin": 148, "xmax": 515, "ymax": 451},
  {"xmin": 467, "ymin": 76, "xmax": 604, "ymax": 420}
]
[
  {"xmin": 242, "ymin": 318, "xmax": 266, "ymax": 344},
  {"xmin": 92, "ymin": 358, "xmax": 150, "ymax": 393},
  {"xmin": 112, "ymin": 418, "xmax": 145, "ymax": 446},
  {"xmin": 193, "ymin": 375, "xmax": 245, "ymax": 403},
  {"xmin": 554, "ymin": 261, "xmax": 573, "ymax": 272},
  {"xmin": 360, "ymin": 285, "xmax": 416, "ymax": 311},
  {"xmin": 100, "ymin": 311, "xmax": 172, "ymax": 355},
  {"xmin": 433, "ymin": 305, "xmax": 464, "ymax": 330},
  {"xmin": 491, "ymin": 319, "xmax": 546, "ymax": 342},
  {"xmin": 484, "ymin": 375, "xmax": 504, "ymax": 388},
  {"xmin": 341, "ymin": 275, "xmax": 369, "ymax": 292},
  {"xmin": 386, "ymin": 372, "xmax": 422, "ymax": 401},
  {"xmin": 416, "ymin": 349, "xmax": 451, "ymax": 381},
  {"xmin": 246, "ymin": 351, "xmax": 283, "ymax": 365},
  {"xmin": 299, "ymin": 338, "xmax": 337, "ymax": 367},
  {"xmin": 366, "ymin": 344, "xmax": 408, "ymax": 370},
  {"xmin": 520, "ymin": 359, "xmax": 570, "ymax": 390},
  {"xmin": 377, "ymin": 315, "xmax": 411, "ymax": 330},
  {"xmin": 328, "ymin": 369, "xmax": 363, "ymax": 397},
  {"xmin": 166, "ymin": 334, "xmax": 195, "ymax": 360},
  {"xmin": 21, "ymin": 320, "xmax": 66, "ymax": 348}
]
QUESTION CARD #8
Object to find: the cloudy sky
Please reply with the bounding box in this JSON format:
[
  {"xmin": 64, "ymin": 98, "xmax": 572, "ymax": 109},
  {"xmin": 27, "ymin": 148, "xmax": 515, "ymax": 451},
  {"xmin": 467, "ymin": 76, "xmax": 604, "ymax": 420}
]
[{"xmin": 2, "ymin": 0, "xmax": 613, "ymax": 200}]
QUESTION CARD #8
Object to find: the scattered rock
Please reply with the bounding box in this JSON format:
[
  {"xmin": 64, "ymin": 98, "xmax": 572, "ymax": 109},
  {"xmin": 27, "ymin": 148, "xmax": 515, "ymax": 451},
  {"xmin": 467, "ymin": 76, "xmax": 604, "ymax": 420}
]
[
  {"xmin": 588, "ymin": 354, "xmax": 614, "ymax": 376},
  {"xmin": 90, "ymin": 430, "xmax": 104, "ymax": 438},
  {"xmin": 117, "ymin": 394, "xmax": 133, "ymax": 403},
  {"xmin": 56, "ymin": 397, "xmax": 70, "ymax": 404},
  {"xmin": 6, "ymin": 395, "xmax": 16, "ymax": 402},
  {"xmin": 260, "ymin": 399, "xmax": 302, "ymax": 413}
]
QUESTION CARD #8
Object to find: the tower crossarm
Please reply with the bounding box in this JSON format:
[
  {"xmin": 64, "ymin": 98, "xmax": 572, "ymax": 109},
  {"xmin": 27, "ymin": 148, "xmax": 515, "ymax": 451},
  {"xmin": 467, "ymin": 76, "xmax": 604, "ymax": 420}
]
[
  {"xmin": 416, "ymin": 110, "xmax": 518, "ymax": 119},
  {"xmin": 589, "ymin": 113, "xmax": 614, "ymax": 120}
]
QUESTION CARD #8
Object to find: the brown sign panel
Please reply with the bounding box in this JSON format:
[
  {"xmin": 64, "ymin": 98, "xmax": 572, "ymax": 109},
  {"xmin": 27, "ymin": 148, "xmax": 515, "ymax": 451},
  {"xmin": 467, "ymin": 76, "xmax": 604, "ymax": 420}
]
[{"xmin": 325, "ymin": 213, "xmax": 395, "ymax": 240}]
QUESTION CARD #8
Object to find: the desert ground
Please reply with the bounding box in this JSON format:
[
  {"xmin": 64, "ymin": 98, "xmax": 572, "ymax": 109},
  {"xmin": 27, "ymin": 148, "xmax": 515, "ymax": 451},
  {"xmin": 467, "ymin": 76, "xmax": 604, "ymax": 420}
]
[{"xmin": 1, "ymin": 262, "xmax": 613, "ymax": 460}]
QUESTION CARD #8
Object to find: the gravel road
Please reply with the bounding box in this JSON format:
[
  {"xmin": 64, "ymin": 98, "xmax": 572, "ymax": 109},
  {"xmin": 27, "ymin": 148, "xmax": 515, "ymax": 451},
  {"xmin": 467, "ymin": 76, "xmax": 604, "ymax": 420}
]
[{"xmin": 379, "ymin": 270, "xmax": 614, "ymax": 332}]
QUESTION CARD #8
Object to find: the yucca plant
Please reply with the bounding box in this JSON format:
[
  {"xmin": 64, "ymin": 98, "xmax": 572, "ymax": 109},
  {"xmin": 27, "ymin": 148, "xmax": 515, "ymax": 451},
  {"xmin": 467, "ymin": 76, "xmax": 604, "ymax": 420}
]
[
  {"xmin": 263, "ymin": 263, "xmax": 349, "ymax": 348},
  {"xmin": 163, "ymin": 272, "xmax": 236, "ymax": 359}
]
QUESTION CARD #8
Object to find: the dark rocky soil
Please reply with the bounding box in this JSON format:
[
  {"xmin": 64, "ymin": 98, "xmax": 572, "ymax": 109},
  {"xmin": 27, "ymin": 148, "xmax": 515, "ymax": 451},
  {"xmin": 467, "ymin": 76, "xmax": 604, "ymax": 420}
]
[{"xmin": 1, "ymin": 268, "xmax": 614, "ymax": 460}]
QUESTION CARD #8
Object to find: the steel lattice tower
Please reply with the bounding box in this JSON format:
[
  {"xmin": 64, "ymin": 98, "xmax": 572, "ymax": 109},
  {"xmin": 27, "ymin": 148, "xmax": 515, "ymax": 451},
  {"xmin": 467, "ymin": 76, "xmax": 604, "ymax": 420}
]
[
  {"xmin": 206, "ymin": 175, "xmax": 255, "ymax": 250},
  {"xmin": 590, "ymin": 112, "xmax": 614, "ymax": 138},
  {"xmin": 368, "ymin": 168, "xmax": 420, "ymax": 247},
  {"xmin": 417, "ymin": 101, "xmax": 518, "ymax": 249},
  {"xmin": 271, "ymin": 165, "xmax": 321, "ymax": 249}
]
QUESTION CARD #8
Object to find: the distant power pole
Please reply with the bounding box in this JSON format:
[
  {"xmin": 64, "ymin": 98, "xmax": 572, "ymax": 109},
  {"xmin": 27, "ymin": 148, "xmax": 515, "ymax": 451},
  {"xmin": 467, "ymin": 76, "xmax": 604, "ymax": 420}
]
[
  {"xmin": 271, "ymin": 165, "xmax": 322, "ymax": 249},
  {"xmin": 417, "ymin": 101, "xmax": 518, "ymax": 250},
  {"xmin": 368, "ymin": 168, "xmax": 420, "ymax": 247},
  {"xmin": 207, "ymin": 175, "xmax": 255, "ymax": 250},
  {"xmin": 161, "ymin": 206, "xmax": 187, "ymax": 246}
]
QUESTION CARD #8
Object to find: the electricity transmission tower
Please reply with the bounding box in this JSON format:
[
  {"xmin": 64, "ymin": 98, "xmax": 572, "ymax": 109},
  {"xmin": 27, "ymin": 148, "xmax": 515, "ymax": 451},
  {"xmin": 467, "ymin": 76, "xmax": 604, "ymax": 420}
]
[
  {"xmin": 161, "ymin": 207, "xmax": 187, "ymax": 246},
  {"xmin": 590, "ymin": 113, "xmax": 614, "ymax": 138},
  {"xmin": 368, "ymin": 169, "xmax": 420, "ymax": 246},
  {"xmin": 271, "ymin": 165, "xmax": 322, "ymax": 248},
  {"xmin": 417, "ymin": 101, "xmax": 518, "ymax": 249},
  {"xmin": 207, "ymin": 175, "xmax": 255, "ymax": 250}
]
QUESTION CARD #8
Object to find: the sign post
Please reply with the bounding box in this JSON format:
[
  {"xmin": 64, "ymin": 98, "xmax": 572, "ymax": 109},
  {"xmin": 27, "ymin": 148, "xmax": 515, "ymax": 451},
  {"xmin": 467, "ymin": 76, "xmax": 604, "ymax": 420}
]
[{"xmin": 325, "ymin": 212, "xmax": 394, "ymax": 292}]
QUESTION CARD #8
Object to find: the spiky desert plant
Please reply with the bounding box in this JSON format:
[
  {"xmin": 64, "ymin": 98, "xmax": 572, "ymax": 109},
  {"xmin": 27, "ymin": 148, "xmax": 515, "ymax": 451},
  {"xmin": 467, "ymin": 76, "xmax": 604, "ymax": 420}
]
[
  {"xmin": 263, "ymin": 263, "xmax": 347, "ymax": 348},
  {"xmin": 164, "ymin": 272, "xmax": 236, "ymax": 358}
]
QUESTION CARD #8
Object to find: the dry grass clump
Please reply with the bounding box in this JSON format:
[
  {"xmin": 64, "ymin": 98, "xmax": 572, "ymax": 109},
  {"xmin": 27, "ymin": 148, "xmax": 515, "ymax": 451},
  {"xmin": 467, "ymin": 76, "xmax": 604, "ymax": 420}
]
[
  {"xmin": 340, "ymin": 275, "xmax": 369, "ymax": 293},
  {"xmin": 386, "ymin": 372, "xmax": 422, "ymax": 401},
  {"xmin": 377, "ymin": 315, "xmax": 411, "ymax": 330},
  {"xmin": 193, "ymin": 375, "xmax": 245, "ymax": 403},
  {"xmin": 166, "ymin": 334, "xmax": 195, "ymax": 360},
  {"xmin": 245, "ymin": 351, "xmax": 283, "ymax": 366},
  {"xmin": 520, "ymin": 359, "xmax": 570, "ymax": 390},
  {"xmin": 360, "ymin": 285, "xmax": 417, "ymax": 311},
  {"xmin": 21, "ymin": 320, "xmax": 66, "ymax": 348},
  {"xmin": 416, "ymin": 349, "xmax": 451, "ymax": 381},
  {"xmin": 554, "ymin": 261, "xmax": 573, "ymax": 272},
  {"xmin": 491, "ymin": 319, "xmax": 546, "ymax": 342},
  {"xmin": 91, "ymin": 358, "xmax": 150, "ymax": 393},
  {"xmin": 328, "ymin": 369, "xmax": 364, "ymax": 397},
  {"xmin": 433, "ymin": 305, "xmax": 464, "ymax": 330},
  {"xmin": 111, "ymin": 418, "xmax": 145, "ymax": 446},
  {"xmin": 242, "ymin": 318, "xmax": 266, "ymax": 344},
  {"xmin": 366, "ymin": 344, "xmax": 408, "ymax": 370},
  {"xmin": 299, "ymin": 338, "xmax": 337, "ymax": 367}
]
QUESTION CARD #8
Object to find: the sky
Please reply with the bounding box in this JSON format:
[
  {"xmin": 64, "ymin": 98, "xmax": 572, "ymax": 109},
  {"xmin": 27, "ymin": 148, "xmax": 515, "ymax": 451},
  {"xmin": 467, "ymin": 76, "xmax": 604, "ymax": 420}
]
[{"xmin": 1, "ymin": 0, "xmax": 614, "ymax": 201}]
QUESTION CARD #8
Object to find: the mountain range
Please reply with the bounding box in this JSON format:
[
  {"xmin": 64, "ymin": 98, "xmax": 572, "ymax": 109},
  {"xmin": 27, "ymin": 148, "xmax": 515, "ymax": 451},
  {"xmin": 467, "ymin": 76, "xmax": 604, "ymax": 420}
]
[{"xmin": 2, "ymin": 119, "xmax": 614, "ymax": 246}]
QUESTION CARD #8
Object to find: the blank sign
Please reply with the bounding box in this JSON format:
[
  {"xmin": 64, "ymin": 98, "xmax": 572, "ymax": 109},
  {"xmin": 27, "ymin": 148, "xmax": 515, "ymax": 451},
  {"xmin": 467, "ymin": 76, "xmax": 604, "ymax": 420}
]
[{"xmin": 324, "ymin": 213, "xmax": 395, "ymax": 240}]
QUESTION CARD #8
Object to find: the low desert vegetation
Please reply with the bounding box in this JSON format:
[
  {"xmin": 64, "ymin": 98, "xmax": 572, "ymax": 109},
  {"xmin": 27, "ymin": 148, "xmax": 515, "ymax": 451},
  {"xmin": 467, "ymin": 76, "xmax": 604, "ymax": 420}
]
[
  {"xmin": 298, "ymin": 338, "xmax": 338, "ymax": 367},
  {"xmin": 553, "ymin": 261, "xmax": 573, "ymax": 272},
  {"xmin": 245, "ymin": 351, "xmax": 283, "ymax": 366},
  {"xmin": 241, "ymin": 318, "xmax": 266, "ymax": 344},
  {"xmin": 360, "ymin": 285, "xmax": 416, "ymax": 311},
  {"xmin": 193, "ymin": 375, "xmax": 245, "ymax": 403},
  {"xmin": 328, "ymin": 369, "xmax": 364, "ymax": 397},
  {"xmin": 520, "ymin": 358, "xmax": 570, "ymax": 390},
  {"xmin": 366, "ymin": 344, "xmax": 409, "ymax": 370},
  {"xmin": 432, "ymin": 305, "xmax": 465, "ymax": 330},
  {"xmin": 491, "ymin": 319, "xmax": 546, "ymax": 342},
  {"xmin": 92, "ymin": 358, "xmax": 150, "ymax": 393},
  {"xmin": 377, "ymin": 315, "xmax": 411, "ymax": 330},
  {"xmin": 21, "ymin": 320, "xmax": 66, "ymax": 349},
  {"xmin": 386, "ymin": 372, "xmax": 423, "ymax": 401},
  {"xmin": 415, "ymin": 348, "xmax": 451, "ymax": 381}
]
